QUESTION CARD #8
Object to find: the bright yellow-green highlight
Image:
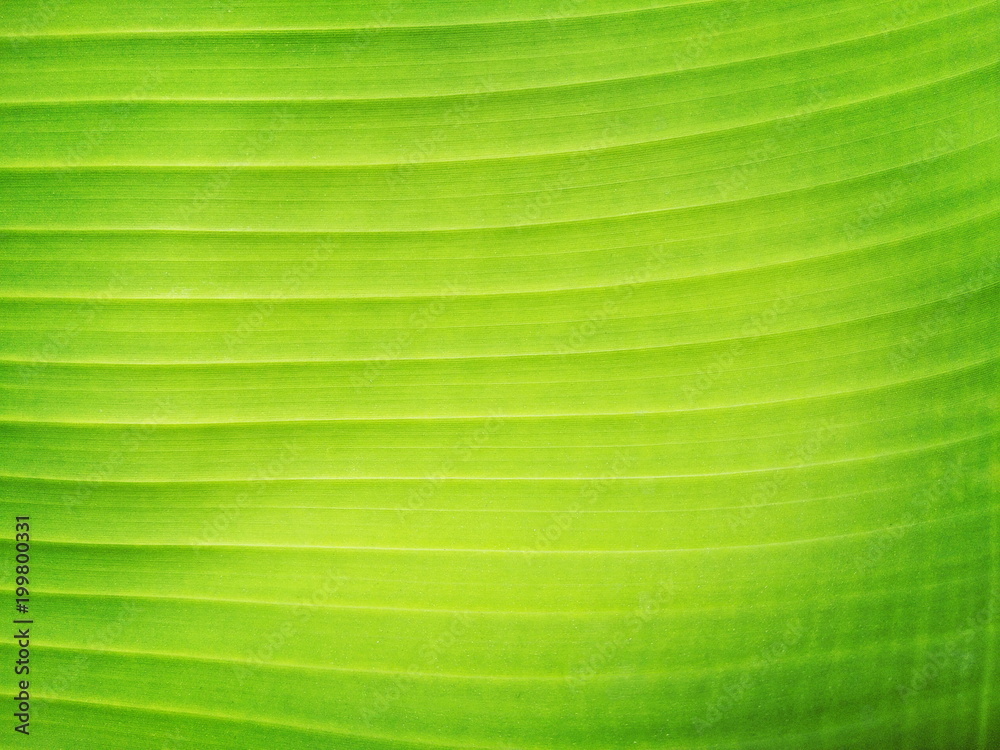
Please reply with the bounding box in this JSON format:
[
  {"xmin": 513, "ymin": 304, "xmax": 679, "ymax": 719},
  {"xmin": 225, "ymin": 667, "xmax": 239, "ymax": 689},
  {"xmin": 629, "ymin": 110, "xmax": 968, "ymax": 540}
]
[{"xmin": 0, "ymin": 1, "xmax": 998, "ymax": 748}]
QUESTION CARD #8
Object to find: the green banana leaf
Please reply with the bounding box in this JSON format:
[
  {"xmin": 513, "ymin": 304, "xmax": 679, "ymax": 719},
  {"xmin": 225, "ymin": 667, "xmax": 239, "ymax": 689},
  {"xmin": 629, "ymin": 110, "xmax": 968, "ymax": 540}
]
[{"xmin": 1, "ymin": 0, "xmax": 998, "ymax": 747}]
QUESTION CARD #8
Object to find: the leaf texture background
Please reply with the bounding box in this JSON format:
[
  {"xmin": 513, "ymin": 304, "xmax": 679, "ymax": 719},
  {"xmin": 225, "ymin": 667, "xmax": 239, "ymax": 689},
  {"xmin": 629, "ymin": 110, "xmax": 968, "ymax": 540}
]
[{"xmin": 0, "ymin": 1, "xmax": 999, "ymax": 748}]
